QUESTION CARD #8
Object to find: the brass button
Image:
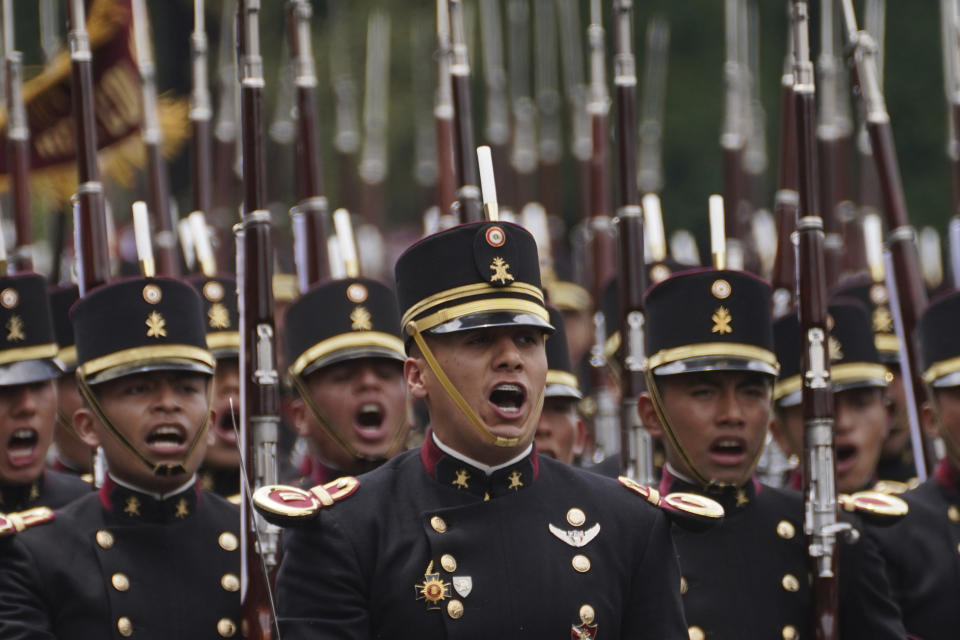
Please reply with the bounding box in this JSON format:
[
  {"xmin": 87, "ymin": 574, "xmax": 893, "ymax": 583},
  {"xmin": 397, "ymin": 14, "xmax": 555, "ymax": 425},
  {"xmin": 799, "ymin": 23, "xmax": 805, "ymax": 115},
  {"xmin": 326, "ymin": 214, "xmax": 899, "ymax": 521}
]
[
  {"xmin": 218, "ymin": 532, "xmax": 238, "ymax": 551},
  {"xmin": 430, "ymin": 516, "xmax": 447, "ymax": 533},
  {"xmin": 567, "ymin": 508, "xmax": 586, "ymax": 527},
  {"xmin": 221, "ymin": 573, "xmax": 240, "ymax": 592},
  {"xmin": 680, "ymin": 576, "xmax": 689, "ymax": 595},
  {"xmin": 96, "ymin": 530, "xmax": 114, "ymax": 549},
  {"xmin": 783, "ymin": 625, "xmax": 798, "ymax": 640},
  {"xmin": 948, "ymin": 505, "xmax": 960, "ymax": 522},
  {"xmin": 776, "ymin": 520, "xmax": 795, "ymax": 539},
  {"xmin": 440, "ymin": 554, "xmax": 457, "ymax": 572},
  {"xmin": 217, "ymin": 618, "xmax": 237, "ymax": 637},
  {"xmin": 571, "ymin": 554, "xmax": 591, "ymax": 573},
  {"xmin": 579, "ymin": 604, "xmax": 595, "ymax": 625},
  {"xmin": 688, "ymin": 625, "xmax": 705, "ymax": 640},
  {"xmin": 782, "ymin": 574, "xmax": 800, "ymax": 592},
  {"xmin": 111, "ymin": 573, "xmax": 130, "ymax": 592},
  {"xmin": 117, "ymin": 617, "xmax": 133, "ymax": 637},
  {"xmin": 447, "ymin": 599, "xmax": 464, "ymax": 619}
]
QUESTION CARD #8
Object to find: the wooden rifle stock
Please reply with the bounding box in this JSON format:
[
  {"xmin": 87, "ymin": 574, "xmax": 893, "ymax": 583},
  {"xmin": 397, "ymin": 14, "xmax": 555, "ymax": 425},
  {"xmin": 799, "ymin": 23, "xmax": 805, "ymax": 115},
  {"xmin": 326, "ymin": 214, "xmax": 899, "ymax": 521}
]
[
  {"xmin": 190, "ymin": 0, "xmax": 213, "ymax": 239},
  {"xmin": 288, "ymin": 0, "xmax": 330, "ymax": 291},
  {"xmin": 792, "ymin": 3, "xmax": 843, "ymax": 637},
  {"xmin": 236, "ymin": 2, "xmax": 281, "ymax": 637},
  {"xmin": 842, "ymin": 0, "xmax": 934, "ymax": 476},
  {"xmin": 5, "ymin": 45, "xmax": 32, "ymax": 271},
  {"xmin": 447, "ymin": 0, "xmax": 482, "ymax": 223},
  {"xmin": 68, "ymin": 0, "xmax": 110, "ymax": 294},
  {"xmin": 772, "ymin": 40, "xmax": 799, "ymax": 317},
  {"xmin": 434, "ymin": 0, "xmax": 457, "ymax": 219}
]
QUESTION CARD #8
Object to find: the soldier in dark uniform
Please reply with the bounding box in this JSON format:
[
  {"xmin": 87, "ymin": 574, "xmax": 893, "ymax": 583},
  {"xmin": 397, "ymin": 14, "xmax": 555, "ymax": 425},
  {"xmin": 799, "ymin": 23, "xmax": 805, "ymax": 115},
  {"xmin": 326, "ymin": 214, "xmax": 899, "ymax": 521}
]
[
  {"xmin": 46, "ymin": 284, "xmax": 94, "ymax": 480},
  {"xmin": 771, "ymin": 299, "xmax": 892, "ymax": 493},
  {"xmin": 637, "ymin": 268, "xmax": 906, "ymax": 639},
  {"xmin": 868, "ymin": 290, "xmax": 960, "ymax": 638},
  {"xmin": 0, "ymin": 277, "xmax": 241, "ymax": 639},
  {"xmin": 534, "ymin": 306, "xmax": 586, "ymax": 465},
  {"xmin": 283, "ymin": 277, "xmax": 409, "ymax": 484},
  {"xmin": 0, "ymin": 275, "xmax": 87, "ymax": 511},
  {"xmin": 271, "ymin": 221, "xmax": 689, "ymax": 638},
  {"xmin": 190, "ymin": 275, "xmax": 242, "ymax": 498}
]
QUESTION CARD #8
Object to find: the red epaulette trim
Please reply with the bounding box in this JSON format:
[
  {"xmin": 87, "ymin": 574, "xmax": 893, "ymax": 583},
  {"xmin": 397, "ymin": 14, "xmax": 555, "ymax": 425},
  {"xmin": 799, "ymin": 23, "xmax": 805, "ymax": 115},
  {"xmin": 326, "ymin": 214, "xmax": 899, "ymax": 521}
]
[
  {"xmin": 0, "ymin": 507, "xmax": 55, "ymax": 537},
  {"xmin": 252, "ymin": 476, "xmax": 360, "ymax": 526}
]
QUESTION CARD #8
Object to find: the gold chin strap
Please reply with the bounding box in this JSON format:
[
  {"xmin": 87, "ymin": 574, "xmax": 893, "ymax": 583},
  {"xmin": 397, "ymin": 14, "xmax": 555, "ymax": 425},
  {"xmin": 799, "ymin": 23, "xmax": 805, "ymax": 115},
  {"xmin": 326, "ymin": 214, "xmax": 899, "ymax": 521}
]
[
  {"xmin": 56, "ymin": 408, "xmax": 81, "ymax": 439},
  {"xmin": 75, "ymin": 372, "xmax": 212, "ymax": 477},
  {"xmin": 644, "ymin": 369, "xmax": 767, "ymax": 490},
  {"xmin": 406, "ymin": 321, "xmax": 544, "ymax": 448},
  {"xmin": 289, "ymin": 369, "xmax": 409, "ymax": 465},
  {"xmin": 927, "ymin": 382, "xmax": 960, "ymax": 467}
]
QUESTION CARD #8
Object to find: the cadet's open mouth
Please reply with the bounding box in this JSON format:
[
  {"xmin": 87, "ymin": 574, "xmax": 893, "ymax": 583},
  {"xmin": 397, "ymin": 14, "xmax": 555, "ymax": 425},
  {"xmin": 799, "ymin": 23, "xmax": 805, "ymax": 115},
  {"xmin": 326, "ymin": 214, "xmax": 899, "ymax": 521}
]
[
  {"xmin": 7, "ymin": 428, "xmax": 38, "ymax": 465},
  {"xmin": 356, "ymin": 403, "xmax": 385, "ymax": 429},
  {"xmin": 146, "ymin": 425, "xmax": 187, "ymax": 450},
  {"xmin": 490, "ymin": 383, "xmax": 526, "ymax": 416}
]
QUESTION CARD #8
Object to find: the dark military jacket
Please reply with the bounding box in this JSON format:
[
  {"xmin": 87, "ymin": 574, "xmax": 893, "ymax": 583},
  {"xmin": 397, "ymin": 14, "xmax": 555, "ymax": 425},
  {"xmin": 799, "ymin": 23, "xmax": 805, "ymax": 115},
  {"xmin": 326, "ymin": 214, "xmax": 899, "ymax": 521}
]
[
  {"xmin": 198, "ymin": 465, "xmax": 240, "ymax": 499},
  {"xmin": 869, "ymin": 459, "xmax": 960, "ymax": 640},
  {"xmin": 663, "ymin": 471, "xmax": 907, "ymax": 640},
  {"xmin": 0, "ymin": 476, "xmax": 241, "ymax": 639},
  {"xmin": 276, "ymin": 438, "xmax": 688, "ymax": 639},
  {"xmin": 0, "ymin": 469, "xmax": 89, "ymax": 512}
]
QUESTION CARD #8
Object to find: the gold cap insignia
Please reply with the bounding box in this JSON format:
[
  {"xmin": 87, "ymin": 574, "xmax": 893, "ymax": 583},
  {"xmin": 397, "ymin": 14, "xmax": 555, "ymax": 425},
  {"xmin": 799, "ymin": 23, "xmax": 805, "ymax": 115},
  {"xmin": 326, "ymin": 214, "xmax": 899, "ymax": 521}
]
[
  {"xmin": 489, "ymin": 257, "xmax": 515, "ymax": 285},
  {"xmin": 6, "ymin": 315, "xmax": 25, "ymax": 342},
  {"xmin": 350, "ymin": 306, "xmax": 373, "ymax": 331},
  {"xmin": 142, "ymin": 284, "xmax": 162, "ymax": 304},
  {"xmin": 873, "ymin": 306, "xmax": 893, "ymax": 333},
  {"xmin": 829, "ymin": 335, "xmax": 843, "ymax": 361},
  {"xmin": 208, "ymin": 303, "xmax": 231, "ymax": 329},
  {"xmin": 711, "ymin": 306, "xmax": 733, "ymax": 335},
  {"xmin": 711, "ymin": 279, "xmax": 732, "ymax": 299},
  {"xmin": 485, "ymin": 225, "xmax": 506, "ymax": 247},
  {"xmin": 203, "ymin": 281, "xmax": 225, "ymax": 302},
  {"xmin": 0, "ymin": 288, "xmax": 18, "ymax": 309},
  {"xmin": 346, "ymin": 283, "xmax": 368, "ymax": 303},
  {"xmin": 146, "ymin": 311, "xmax": 167, "ymax": 338}
]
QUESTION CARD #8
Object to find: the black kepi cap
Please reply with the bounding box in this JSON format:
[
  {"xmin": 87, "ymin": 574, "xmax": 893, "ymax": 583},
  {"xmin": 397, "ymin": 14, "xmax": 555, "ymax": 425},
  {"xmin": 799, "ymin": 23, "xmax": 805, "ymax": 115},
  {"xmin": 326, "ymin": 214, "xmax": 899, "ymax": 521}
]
[
  {"xmin": 0, "ymin": 274, "xmax": 60, "ymax": 386},
  {"xmin": 187, "ymin": 275, "xmax": 239, "ymax": 359},
  {"xmin": 48, "ymin": 284, "xmax": 79, "ymax": 373},
  {"xmin": 545, "ymin": 306, "xmax": 582, "ymax": 400},
  {"xmin": 919, "ymin": 291, "xmax": 960, "ymax": 388},
  {"xmin": 832, "ymin": 275, "xmax": 899, "ymax": 363}
]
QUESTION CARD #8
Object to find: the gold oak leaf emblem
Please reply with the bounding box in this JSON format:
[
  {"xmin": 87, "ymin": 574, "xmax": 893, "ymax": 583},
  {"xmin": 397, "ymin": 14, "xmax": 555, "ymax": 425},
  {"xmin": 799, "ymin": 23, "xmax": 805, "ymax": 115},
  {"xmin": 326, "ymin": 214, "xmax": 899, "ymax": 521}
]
[
  {"xmin": 711, "ymin": 306, "xmax": 733, "ymax": 335},
  {"xmin": 174, "ymin": 498, "xmax": 189, "ymax": 519},
  {"xmin": 829, "ymin": 336, "xmax": 844, "ymax": 362},
  {"xmin": 507, "ymin": 470, "xmax": 524, "ymax": 490},
  {"xmin": 146, "ymin": 311, "xmax": 167, "ymax": 338},
  {"xmin": 5, "ymin": 315, "xmax": 24, "ymax": 341},
  {"xmin": 124, "ymin": 496, "xmax": 141, "ymax": 517},
  {"xmin": 873, "ymin": 306, "xmax": 893, "ymax": 333},
  {"xmin": 452, "ymin": 469, "xmax": 470, "ymax": 489},
  {"xmin": 208, "ymin": 303, "xmax": 230, "ymax": 329},
  {"xmin": 736, "ymin": 489, "xmax": 749, "ymax": 507},
  {"xmin": 350, "ymin": 306, "xmax": 373, "ymax": 331},
  {"xmin": 489, "ymin": 257, "xmax": 515, "ymax": 285},
  {"xmin": 28, "ymin": 483, "xmax": 39, "ymax": 500}
]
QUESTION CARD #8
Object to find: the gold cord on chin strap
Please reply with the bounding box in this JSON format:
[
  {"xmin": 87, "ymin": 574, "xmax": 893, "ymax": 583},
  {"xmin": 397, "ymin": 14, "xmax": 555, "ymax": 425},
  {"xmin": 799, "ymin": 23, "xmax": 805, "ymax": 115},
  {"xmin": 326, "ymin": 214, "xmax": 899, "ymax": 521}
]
[
  {"xmin": 406, "ymin": 321, "xmax": 544, "ymax": 448},
  {"xmin": 75, "ymin": 372, "xmax": 213, "ymax": 477},
  {"xmin": 56, "ymin": 408, "xmax": 81, "ymax": 439},
  {"xmin": 644, "ymin": 369, "xmax": 767, "ymax": 490},
  {"xmin": 289, "ymin": 370, "xmax": 409, "ymax": 465}
]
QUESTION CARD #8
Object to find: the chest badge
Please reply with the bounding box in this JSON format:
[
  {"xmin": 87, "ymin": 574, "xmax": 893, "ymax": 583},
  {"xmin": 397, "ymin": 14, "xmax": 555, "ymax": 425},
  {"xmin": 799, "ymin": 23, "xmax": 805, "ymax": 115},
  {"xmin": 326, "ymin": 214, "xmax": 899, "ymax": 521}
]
[
  {"xmin": 549, "ymin": 522, "xmax": 601, "ymax": 548},
  {"xmin": 415, "ymin": 561, "xmax": 451, "ymax": 611},
  {"xmin": 452, "ymin": 576, "xmax": 473, "ymax": 598}
]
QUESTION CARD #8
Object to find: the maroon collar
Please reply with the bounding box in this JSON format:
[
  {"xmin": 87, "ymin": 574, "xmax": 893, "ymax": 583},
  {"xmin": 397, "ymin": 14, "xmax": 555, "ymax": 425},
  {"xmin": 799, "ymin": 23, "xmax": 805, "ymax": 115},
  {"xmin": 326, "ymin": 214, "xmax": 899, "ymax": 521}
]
[
  {"xmin": 420, "ymin": 429, "xmax": 540, "ymax": 498},
  {"xmin": 935, "ymin": 458, "xmax": 960, "ymax": 494},
  {"xmin": 98, "ymin": 476, "xmax": 204, "ymax": 523}
]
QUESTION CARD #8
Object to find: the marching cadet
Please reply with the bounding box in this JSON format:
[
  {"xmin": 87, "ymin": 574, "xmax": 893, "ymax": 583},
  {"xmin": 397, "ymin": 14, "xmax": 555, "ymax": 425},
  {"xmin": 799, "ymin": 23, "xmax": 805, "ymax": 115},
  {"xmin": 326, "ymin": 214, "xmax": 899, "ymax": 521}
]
[
  {"xmin": 637, "ymin": 269, "xmax": 906, "ymax": 639},
  {"xmin": 868, "ymin": 290, "xmax": 960, "ymax": 638},
  {"xmin": 283, "ymin": 276, "xmax": 409, "ymax": 483},
  {"xmin": 269, "ymin": 221, "xmax": 690, "ymax": 638},
  {"xmin": 0, "ymin": 275, "xmax": 87, "ymax": 510},
  {"xmin": 190, "ymin": 275, "xmax": 242, "ymax": 498},
  {"xmin": 0, "ymin": 276, "xmax": 240, "ymax": 638},
  {"xmin": 46, "ymin": 284, "xmax": 94, "ymax": 479},
  {"xmin": 535, "ymin": 306, "xmax": 586, "ymax": 465},
  {"xmin": 771, "ymin": 299, "xmax": 892, "ymax": 493}
]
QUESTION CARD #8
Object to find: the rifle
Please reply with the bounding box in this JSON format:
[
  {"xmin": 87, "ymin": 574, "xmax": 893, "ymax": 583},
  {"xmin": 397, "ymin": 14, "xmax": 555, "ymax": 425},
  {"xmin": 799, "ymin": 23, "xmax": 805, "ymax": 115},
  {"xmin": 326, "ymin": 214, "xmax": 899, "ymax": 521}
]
[
  {"xmin": 411, "ymin": 21, "xmax": 438, "ymax": 217},
  {"xmin": 447, "ymin": 0, "xmax": 482, "ymax": 223},
  {"xmin": 771, "ymin": 26, "xmax": 799, "ymax": 317},
  {"xmin": 358, "ymin": 11, "xmax": 390, "ymax": 228},
  {"xmin": 236, "ymin": 2, "xmax": 281, "ymax": 636},
  {"xmin": 612, "ymin": 0, "xmax": 652, "ymax": 484},
  {"xmin": 841, "ymin": 0, "xmax": 934, "ymax": 478},
  {"xmin": 211, "ymin": 0, "xmax": 240, "ymax": 271},
  {"xmin": 534, "ymin": 0, "xmax": 562, "ymax": 221},
  {"xmin": 434, "ymin": 0, "xmax": 457, "ymax": 222},
  {"xmin": 791, "ymin": 3, "xmax": 848, "ymax": 636},
  {"xmin": 720, "ymin": 0, "xmax": 750, "ymax": 269},
  {"xmin": 637, "ymin": 15, "xmax": 669, "ymax": 199},
  {"xmin": 287, "ymin": 0, "xmax": 330, "ymax": 293},
  {"xmin": 131, "ymin": 0, "xmax": 179, "ymax": 276},
  {"xmin": 3, "ymin": 0, "xmax": 32, "ymax": 272},
  {"xmin": 556, "ymin": 0, "xmax": 591, "ymax": 228},
  {"xmin": 507, "ymin": 0, "xmax": 537, "ymax": 212},
  {"xmin": 940, "ymin": 0, "xmax": 960, "ymax": 287},
  {"xmin": 479, "ymin": 0, "xmax": 513, "ymax": 216},
  {"xmin": 329, "ymin": 4, "xmax": 360, "ymax": 217},
  {"xmin": 190, "ymin": 0, "xmax": 214, "ymax": 265}
]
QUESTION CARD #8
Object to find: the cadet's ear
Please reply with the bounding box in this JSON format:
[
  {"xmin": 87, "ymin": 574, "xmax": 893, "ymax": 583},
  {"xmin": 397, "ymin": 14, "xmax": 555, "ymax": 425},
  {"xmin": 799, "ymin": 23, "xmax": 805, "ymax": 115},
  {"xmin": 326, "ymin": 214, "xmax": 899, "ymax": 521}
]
[
  {"xmin": 637, "ymin": 394, "xmax": 663, "ymax": 439},
  {"xmin": 921, "ymin": 400, "xmax": 940, "ymax": 441},
  {"xmin": 572, "ymin": 417, "xmax": 587, "ymax": 457},
  {"xmin": 73, "ymin": 408, "xmax": 101, "ymax": 448},
  {"xmin": 289, "ymin": 398, "xmax": 309, "ymax": 437},
  {"xmin": 405, "ymin": 357, "xmax": 429, "ymax": 400}
]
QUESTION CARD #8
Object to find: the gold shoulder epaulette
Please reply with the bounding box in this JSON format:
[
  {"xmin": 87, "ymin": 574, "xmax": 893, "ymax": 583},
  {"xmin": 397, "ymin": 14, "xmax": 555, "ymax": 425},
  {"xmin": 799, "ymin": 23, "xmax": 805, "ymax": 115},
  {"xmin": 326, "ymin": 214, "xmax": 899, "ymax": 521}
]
[
  {"xmin": 80, "ymin": 473, "xmax": 94, "ymax": 484},
  {"xmin": 227, "ymin": 494, "xmax": 242, "ymax": 506},
  {"xmin": 839, "ymin": 491, "xmax": 909, "ymax": 526},
  {"xmin": 618, "ymin": 476, "xmax": 725, "ymax": 532},
  {"xmin": 0, "ymin": 507, "xmax": 55, "ymax": 537},
  {"xmin": 253, "ymin": 476, "xmax": 360, "ymax": 526},
  {"xmin": 872, "ymin": 478, "xmax": 921, "ymax": 495}
]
